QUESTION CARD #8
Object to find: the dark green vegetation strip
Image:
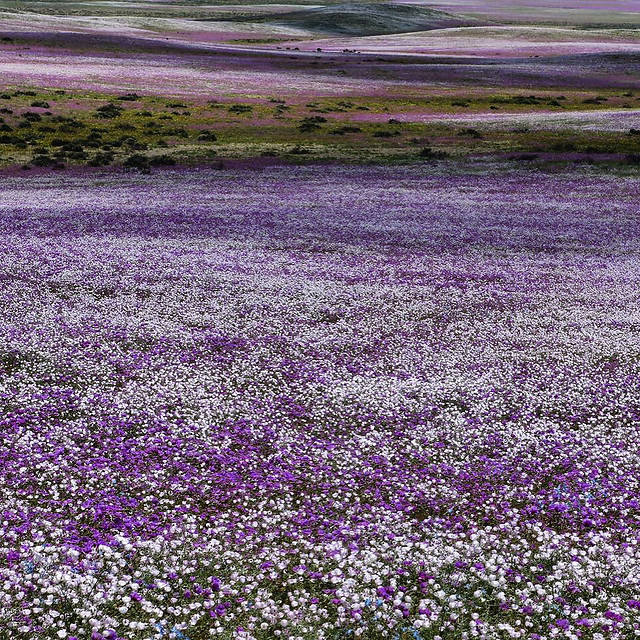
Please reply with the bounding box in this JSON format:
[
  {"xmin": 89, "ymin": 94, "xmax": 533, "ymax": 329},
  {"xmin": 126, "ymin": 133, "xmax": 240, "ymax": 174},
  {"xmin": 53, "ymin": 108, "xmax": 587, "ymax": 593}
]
[{"xmin": 1, "ymin": 88, "xmax": 640, "ymax": 171}]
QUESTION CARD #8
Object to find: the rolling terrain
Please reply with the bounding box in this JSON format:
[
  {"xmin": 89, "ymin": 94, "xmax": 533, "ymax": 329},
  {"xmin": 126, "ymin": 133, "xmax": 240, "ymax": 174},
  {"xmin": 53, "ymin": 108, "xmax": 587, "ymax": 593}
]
[{"xmin": 1, "ymin": 2, "xmax": 640, "ymax": 640}]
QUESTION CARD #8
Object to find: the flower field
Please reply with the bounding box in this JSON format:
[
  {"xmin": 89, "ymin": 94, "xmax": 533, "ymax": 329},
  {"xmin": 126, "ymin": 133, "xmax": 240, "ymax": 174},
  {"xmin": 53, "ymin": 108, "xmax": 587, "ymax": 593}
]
[{"xmin": 1, "ymin": 164, "xmax": 639, "ymax": 639}]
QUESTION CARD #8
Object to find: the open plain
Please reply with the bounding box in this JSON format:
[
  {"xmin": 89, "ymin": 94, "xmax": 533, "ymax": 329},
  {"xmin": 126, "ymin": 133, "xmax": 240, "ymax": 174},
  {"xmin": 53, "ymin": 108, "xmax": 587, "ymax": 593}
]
[{"xmin": 0, "ymin": 1, "xmax": 639, "ymax": 639}]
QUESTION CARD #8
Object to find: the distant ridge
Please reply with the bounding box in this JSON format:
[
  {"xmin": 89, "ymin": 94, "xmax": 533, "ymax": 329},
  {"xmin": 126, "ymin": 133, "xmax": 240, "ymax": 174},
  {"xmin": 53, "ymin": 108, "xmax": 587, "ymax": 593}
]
[{"xmin": 259, "ymin": 3, "xmax": 482, "ymax": 37}]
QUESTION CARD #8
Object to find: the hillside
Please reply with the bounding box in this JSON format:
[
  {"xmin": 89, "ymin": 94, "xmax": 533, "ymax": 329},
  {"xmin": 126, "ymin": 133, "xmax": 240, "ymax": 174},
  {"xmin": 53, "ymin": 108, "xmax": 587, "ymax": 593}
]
[{"xmin": 259, "ymin": 2, "xmax": 481, "ymax": 36}]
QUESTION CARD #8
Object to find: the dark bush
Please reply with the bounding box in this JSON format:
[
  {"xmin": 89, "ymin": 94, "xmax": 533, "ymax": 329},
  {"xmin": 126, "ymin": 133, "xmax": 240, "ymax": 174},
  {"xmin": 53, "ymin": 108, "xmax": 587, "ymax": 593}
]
[
  {"xmin": 299, "ymin": 122, "xmax": 322, "ymax": 133},
  {"xmin": 228, "ymin": 104, "xmax": 253, "ymax": 114},
  {"xmin": 22, "ymin": 111, "xmax": 42, "ymax": 122},
  {"xmin": 198, "ymin": 131, "xmax": 217, "ymax": 142},
  {"xmin": 88, "ymin": 151, "xmax": 114, "ymax": 167},
  {"xmin": 302, "ymin": 116, "xmax": 327, "ymax": 123},
  {"xmin": 166, "ymin": 127, "xmax": 189, "ymax": 138},
  {"xmin": 67, "ymin": 151, "xmax": 88, "ymax": 161},
  {"xmin": 372, "ymin": 130, "xmax": 399, "ymax": 138},
  {"xmin": 123, "ymin": 153, "xmax": 150, "ymax": 172},
  {"xmin": 120, "ymin": 136, "xmax": 147, "ymax": 150},
  {"xmin": 419, "ymin": 147, "xmax": 448, "ymax": 159},
  {"xmin": 290, "ymin": 146, "xmax": 311, "ymax": 155},
  {"xmin": 149, "ymin": 155, "xmax": 176, "ymax": 167},
  {"xmin": 31, "ymin": 154, "xmax": 55, "ymax": 167},
  {"xmin": 551, "ymin": 141, "xmax": 577, "ymax": 152},
  {"xmin": 61, "ymin": 142, "xmax": 84, "ymax": 153},
  {"xmin": 96, "ymin": 104, "xmax": 124, "ymax": 119},
  {"xmin": 458, "ymin": 128, "xmax": 483, "ymax": 138}
]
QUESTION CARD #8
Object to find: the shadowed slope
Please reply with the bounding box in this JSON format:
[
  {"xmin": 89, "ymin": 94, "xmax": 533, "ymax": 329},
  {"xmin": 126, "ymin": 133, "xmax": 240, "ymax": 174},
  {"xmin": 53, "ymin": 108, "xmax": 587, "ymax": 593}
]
[{"xmin": 260, "ymin": 2, "xmax": 481, "ymax": 36}]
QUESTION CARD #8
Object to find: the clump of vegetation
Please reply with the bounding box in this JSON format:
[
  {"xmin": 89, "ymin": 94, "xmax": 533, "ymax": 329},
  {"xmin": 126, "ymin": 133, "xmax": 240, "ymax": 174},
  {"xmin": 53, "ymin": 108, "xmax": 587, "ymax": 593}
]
[
  {"xmin": 87, "ymin": 151, "xmax": 114, "ymax": 167},
  {"xmin": 149, "ymin": 154, "xmax": 176, "ymax": 167},
  {"xmin": 419, "ymin": 147, "xmax": 448, "ymax": 160},
  {"xmin": 228, "ymin": 104, "xmax": 253, "ymax": 114},
  {"xmin": 298, "ymin": 116, "xmax": 328, "ymax": 132},
  {"xmin": 299, "ymin": 121, "xmax": 322, "ymax": 133},
  {"xmin": 197, "ymin": 131, "xmax": 217, "ymax": 142},
  {"xmin": 289, "ymin": 146, "xmax": 312, "ymax": 155},
  {"xmin": 31, "ymin": 153, "xmax": 55, "ymax": 167},
  {"xmin": 21, "ymin": 112, "xmax": 42, "ymax": 122},
  {"xmin": 513, "ymin": 153, "xmax": 539, "ymax": 162},
  {"xmin": 372, "ymin": 130, "xmax": 400, "ymax": 138},
  {"xmin": 123, "ymin": 153, "xmax": 151, "ymax": 172},
  {"xmin": 458, "ymin": 128, "xmax": 483, "ymax": 139},
  {"xmin": 122, "ymin": 152, "xmax": 176, "ymax": 172},
  {"xmin": 96, "ymin": 103, "xmax": 124, "ymax": 119},
  {"xmin": 551, "ymin": 141, "xmax": 577, "ymax": 152}
]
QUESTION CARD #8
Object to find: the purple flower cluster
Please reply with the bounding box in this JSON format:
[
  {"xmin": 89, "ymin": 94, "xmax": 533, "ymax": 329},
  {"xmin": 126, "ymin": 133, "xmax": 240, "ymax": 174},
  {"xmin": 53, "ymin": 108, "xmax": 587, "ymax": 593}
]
[{"xmin": 0, "ymin": 163, "xmax": 639, "ymax": 639}]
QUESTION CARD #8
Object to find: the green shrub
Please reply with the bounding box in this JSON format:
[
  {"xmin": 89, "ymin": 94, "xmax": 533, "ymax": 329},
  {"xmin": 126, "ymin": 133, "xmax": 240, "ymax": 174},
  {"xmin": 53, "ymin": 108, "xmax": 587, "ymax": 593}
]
[
  {"xmin": 117, "ymin": 93, "xmax": 141, "ymax": 101},
  {"xmin": 228, "ymin": 104, "xmax": 253, "ymax": 114},
  {"xmin": 419, "ymin": 147, "xmax": 448, "ymax": 159},
  {"xmin": 149, "ymin": 154, "xmax": 176, "ymax": 167},
  {"xmin": 88, "ymin": 151, "xmax": 114, "ymax": 167},
  {"xmin": 372, "ymin": 130, "xmax": 399, "ymax": 138},
  {"xmin": 96, "ymin": 103, "xmax": 124, "ymax": 119},
  {"xmin": 198, "ymin": 131, "xmax": 217, "ymax": 142},
  {"xmin": 21, "ymin": 112, "xmax": 42, "ymax": 122},
  {"xmin": 123, "ymin": 153, "xmax": 150, "ymax": 172},
  {"xmin": 299, "ymin": 122, "xmax": 322, "ymax": 133},
  {"xmin": 31, "ymin": 154, "xmax": 55, "ymax": 167}
]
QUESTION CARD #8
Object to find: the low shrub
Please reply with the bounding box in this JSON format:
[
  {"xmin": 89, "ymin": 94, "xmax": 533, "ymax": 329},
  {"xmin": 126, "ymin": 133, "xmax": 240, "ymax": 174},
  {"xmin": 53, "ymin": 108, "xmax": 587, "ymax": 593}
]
[{"xmin": 123, "ymin": 153, "xmax": 151, "ymax": 172}]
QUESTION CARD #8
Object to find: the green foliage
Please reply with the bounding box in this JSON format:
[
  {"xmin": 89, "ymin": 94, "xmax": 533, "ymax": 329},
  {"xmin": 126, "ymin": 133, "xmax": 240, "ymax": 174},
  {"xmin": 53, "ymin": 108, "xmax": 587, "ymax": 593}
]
[{"xmin": 96, "ymin": 103, "xmax": 124, "ymax": 119}]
